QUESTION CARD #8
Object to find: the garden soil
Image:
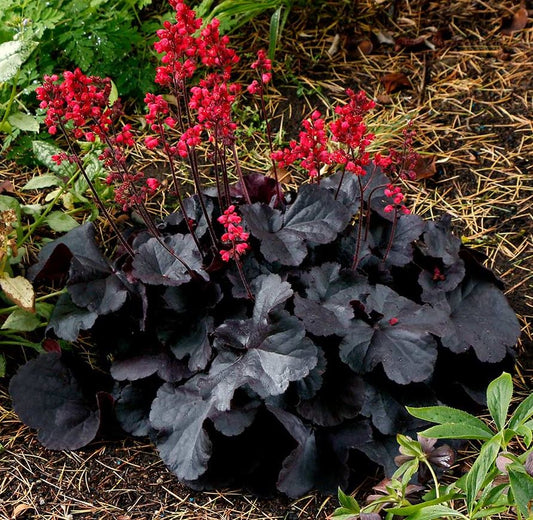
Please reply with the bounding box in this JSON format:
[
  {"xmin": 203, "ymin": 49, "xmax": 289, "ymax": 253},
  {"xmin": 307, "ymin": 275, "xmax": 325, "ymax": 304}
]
[{"xmin": 1, "ymin": 0, "xmax": 532, "ymax": 518}]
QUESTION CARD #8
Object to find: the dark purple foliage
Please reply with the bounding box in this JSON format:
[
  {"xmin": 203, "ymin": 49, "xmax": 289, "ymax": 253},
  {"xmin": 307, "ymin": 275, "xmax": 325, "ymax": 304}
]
[
  {"xmin": 9, "ymin": 353, "xmax": 106, "ymax": 449},
  {"xmin": 9, "ymin": 172, "xmax": 520, "ymax": 497}
]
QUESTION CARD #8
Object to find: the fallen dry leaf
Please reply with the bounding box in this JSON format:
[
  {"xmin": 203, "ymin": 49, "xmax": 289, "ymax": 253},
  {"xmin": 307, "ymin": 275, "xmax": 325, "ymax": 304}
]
[
  {"xmin": 381, "ymin": 72, "xmax": 411, "ymax": 94},
  {"xmin": 501, "ymin": 6, "xmax": 528, "ymax": 35},
  {"xmin": 327, "ymin": 33, "xmax": 341, "ymax": 57},
  {"xmin": 357, "ymin": 39, "xmax": 373, "ymax": 55},
  {"xmin": 271, "ymin": 166, "xmax": 294, "ymax": 185},
  {"xmin": 0, "ymin": 180, "xmax": 15, "ymax": 194},
  {"xmin": 413, "ymin": 155, "xmax": 437, "ymax": 180}
]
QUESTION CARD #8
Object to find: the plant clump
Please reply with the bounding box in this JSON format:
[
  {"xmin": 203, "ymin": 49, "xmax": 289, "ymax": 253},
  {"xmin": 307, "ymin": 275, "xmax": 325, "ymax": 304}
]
[{"xmin": 9, "ymin": 0, "xmax": 521, "ymax": 498}]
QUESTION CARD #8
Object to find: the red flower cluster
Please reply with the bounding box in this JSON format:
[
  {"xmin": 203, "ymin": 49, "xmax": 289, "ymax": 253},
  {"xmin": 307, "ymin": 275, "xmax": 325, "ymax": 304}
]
[
  {"xmin": 153, "ymin": 1, "xmax": 202, "ymax": 86},
  {"xmin": 144, "ymin": 94, "xmax": 173, "ymax": 132},
  {"xmin": 248, "ymin": 49, "xmax": 272, "ymax": 95},
  {"xmin": 218, "ymin": 205, "xmax": 250, "ymax": 262},
  {"xmin": 104, "ymin": 171, "xmax": 159, "ymax": 212},
  {"xmin": 189, "ymin": 76, "xmax": 240, "ymax": 143},
  {"xmin": 147, "ymin": 1, "xmax": 241, "ymax": 155},
  {"xmin": 383, "ymin": 184, "xmax": 410, "ymax": 215},
  {"xmin": 197, "ymin": 18, "xmax": 239, "ymax": 73},
  {"xmin": 329, "ymin": 89, "xmax": 375, "ymax": 175},
  {"xmin": 272, "ymin": 89, "xmax": 376, "ymax": 179},
  {"xmin": 373, "ymin": 152, "xmax": 392, "ymax": 169},
  {"xmin": 271, "ymin": 110, "xmax": 330, "ymax": 179},
  {"xmin": 36, "ymin": 67, "xmax": 160, "ymax": 212},
  {"xmin": 36, "ymin": 68, "xmax": 113, "ymax": 140}
]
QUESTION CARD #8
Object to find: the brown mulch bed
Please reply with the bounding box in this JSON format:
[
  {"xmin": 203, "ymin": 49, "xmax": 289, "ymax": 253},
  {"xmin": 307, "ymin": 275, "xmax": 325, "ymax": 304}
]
[{"xmin": 1, "ymin": 0, "xmax": 532, "ymax": 518}]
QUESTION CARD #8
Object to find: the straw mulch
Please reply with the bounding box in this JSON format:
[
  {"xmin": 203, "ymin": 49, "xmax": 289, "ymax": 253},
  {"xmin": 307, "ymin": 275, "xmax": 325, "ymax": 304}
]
[{"xmin": 1, "ymin": 0, "xmax": 532, "ymax": 518}]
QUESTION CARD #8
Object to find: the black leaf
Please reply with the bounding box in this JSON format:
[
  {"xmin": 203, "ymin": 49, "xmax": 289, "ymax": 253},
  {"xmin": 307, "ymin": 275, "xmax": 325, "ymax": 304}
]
[
  {"xmin": 132, "ymin": 234, "xmax": 207, "ymax": 286},
  {"xmin": 242, "ymin": 185, "xmax": 351, "ymax": 265},
  {"xmin": 9, "ymin": 353, "xmax": 103, "ymax": 450},
  {"xmin": 439, "ymin": 278, "xmax": 520, "ymax": 362},
  {"xmin": 339, "ymin": 284, "xmax": 447, "ymax": 384}
]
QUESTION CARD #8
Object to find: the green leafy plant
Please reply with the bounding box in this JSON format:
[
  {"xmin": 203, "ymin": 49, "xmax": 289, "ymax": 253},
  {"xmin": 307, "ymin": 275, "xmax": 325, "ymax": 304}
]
[
  {"xmin": 0, "ymin": 0, "xmax": 161, "ymax": 153},
  {"xmin": 196, "ymin": 0, "xmax": 300, "ymax": 59},
  {"xmin": 332, "ymin": 372, "xmax": 533, "ymax": 520},
  {"xmin": 0, "ymin": 137, "xmax": 110, "ymax": 376}
]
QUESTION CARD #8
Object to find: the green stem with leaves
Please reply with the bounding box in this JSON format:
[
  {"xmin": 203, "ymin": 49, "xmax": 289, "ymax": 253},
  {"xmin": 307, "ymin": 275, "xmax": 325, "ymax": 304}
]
[
  {"xmin": 17, "ymin": 169, "xmax": 82, "ymax": 248},
  {"xmin": 0, "ymin": 69, "xmax": 20, "ymax": 129}
]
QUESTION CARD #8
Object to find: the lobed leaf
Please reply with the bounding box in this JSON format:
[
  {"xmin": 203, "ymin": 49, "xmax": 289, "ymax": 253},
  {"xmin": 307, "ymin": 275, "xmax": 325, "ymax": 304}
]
[
  {"xmin": 439, "ymin": 278, "xmax": 520, "ymax": 363},
  {"xmin": 242, "ymin": 184, "xmax": 351, "ymax": 265},
  {"xmin": 150, "ymin": 380, "xmax": 214, "ymax": 481},
  {"xmin": 293, "ymin": 263, "xmax": 365, "ymax": 337},
  {"xmin": 46, "ymin": 293, "xmax": 98, "ymax": 342},
  {"xmin": 9, "ymin": 353, "xmax": 103, "ymax": 450},
  {"xmin": 114, "ymin": 382, "xmax": 156, "ymax": 437},
  {"xmin": 269, "ymin": 407, "xmax": 319, "ymax": 498},
  {"xmin": 132, "ymin": 234, "xmax": 207, "ymax": 286},
  {"xmin": 339, "ymin": 284, "xmax": 446, "ymax": 384}
]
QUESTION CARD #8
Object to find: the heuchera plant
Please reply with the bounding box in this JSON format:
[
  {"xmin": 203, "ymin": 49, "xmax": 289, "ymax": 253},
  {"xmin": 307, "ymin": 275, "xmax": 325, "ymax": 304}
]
[{"xmin": 9, "ymin": 0, "xmax": 521, "ymax": 497}]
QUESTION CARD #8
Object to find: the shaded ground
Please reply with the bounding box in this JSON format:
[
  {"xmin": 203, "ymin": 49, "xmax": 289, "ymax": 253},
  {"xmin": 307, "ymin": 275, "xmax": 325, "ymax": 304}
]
[{"xmin": 1, "ymin": 0, "xmax": 532, "ymax": 518}]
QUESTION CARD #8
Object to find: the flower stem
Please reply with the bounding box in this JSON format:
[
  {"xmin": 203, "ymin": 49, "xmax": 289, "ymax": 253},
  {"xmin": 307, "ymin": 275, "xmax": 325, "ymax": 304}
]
[
  {"xmin": 59, "ymin": 123, "xmax": 134, "ymax": 257},
  {"xmin": 351, "ymin": 175, "xmax": 365, "ymax": 270},
  {"xmin": 235, "ymin": 258, "xmax": 254, "ymax": 300},
  {"xmin": 382, "ymin": 208, "xmax": 398, "ymax": 264},
  {"xmin": 0, "ymin": 69, "xmax": 20, "ymax": 130},
  {"xmin": 232, "ymin": 143, "xmax": 251, "ymax": 204},
  {"xmin": 157, "ymin": 123, "xmax": 203, "ymax": 257},
  {"xmin": 258, "ymin": 87, "xmax": 282, "ymax": 204}
]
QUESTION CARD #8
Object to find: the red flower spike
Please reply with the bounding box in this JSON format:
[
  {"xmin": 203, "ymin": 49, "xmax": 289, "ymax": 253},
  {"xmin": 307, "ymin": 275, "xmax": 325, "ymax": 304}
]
[
  {"xmin": 153, "ymin": 0, "xmax": 201, "ymax": 86},
  {"xmin": 328, "ymin": 89, "xmax": 376, "ymax": 176},
  {"xmin": 218, "ymin": 205, "xmax": 250, "ymax": 262},
  {"xmin": 272, "ymin": 112, "xmax": 330, "ymax": 180},
  {"xmin": 251, "ymin": 50, "xmax": 272, "ymax": 72},
  {"xmin": 383, "ymin": 183, "xmax": 410, "ymax": 215},
  {"xmin": 247, "ymin": 80, "xmax": 261, "ymax": 95},
  {"xmin": 145, "ymin": 136, "xmax": 160, "ymax": 149}
]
